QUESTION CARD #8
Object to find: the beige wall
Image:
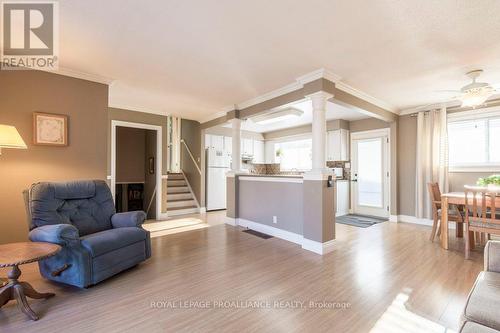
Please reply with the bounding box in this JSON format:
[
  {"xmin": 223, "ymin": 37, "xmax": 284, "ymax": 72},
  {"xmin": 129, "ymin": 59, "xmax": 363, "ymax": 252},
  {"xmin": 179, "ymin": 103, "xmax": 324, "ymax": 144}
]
[
  {"xmin": 0, "ymin": 70, "xmax": 108, "ymax": 244},
  {"xmin": 397, "ymin": 115, "xmax": 417, "ymax": 216},
  {"xmin": 116, "ymin": 127, "xmax": 146, "ymax": 183},
  {"xmin": 448, "ymin": 172, "xmax": 490, "ymax": 192},
  {"xmin": 349, "ymin": 118, "xmax": 389, "ymax": 133}
]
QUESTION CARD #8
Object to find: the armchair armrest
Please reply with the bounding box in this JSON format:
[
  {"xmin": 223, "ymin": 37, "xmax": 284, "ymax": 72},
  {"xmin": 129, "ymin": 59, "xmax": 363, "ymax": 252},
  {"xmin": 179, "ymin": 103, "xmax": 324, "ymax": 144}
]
[
  {"xmin": 111, "ymin": 211, "xmax": 146, "ymax": 228},
  {"xmin": 484, "ymin": 241, "xmax": 500, "ymax": 273},
  {"xmin": 29, "ymin": 224, "xmax": 80, "ymax": 246}
]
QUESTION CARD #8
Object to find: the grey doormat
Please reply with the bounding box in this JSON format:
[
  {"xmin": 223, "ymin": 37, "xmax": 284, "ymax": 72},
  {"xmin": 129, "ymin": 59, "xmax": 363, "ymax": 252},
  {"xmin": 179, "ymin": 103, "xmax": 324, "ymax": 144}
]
[{"xmin": 336, "ymin": 214, "xmax": 387, "ymax": 228}]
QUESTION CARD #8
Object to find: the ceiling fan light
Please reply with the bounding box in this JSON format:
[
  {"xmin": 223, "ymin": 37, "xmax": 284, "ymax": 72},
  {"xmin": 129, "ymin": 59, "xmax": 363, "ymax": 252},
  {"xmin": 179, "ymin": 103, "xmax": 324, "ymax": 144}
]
[{"xmin": 459, "ymin": 87, "xmax": 495, "ymax": 108}]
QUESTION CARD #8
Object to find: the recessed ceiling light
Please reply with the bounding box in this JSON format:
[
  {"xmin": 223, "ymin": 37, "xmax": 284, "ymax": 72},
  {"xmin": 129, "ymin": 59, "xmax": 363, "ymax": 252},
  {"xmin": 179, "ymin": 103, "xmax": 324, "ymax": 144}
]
[{"xmin": 252, "ymin": 108, "xmax": 304, "ymax": 125}]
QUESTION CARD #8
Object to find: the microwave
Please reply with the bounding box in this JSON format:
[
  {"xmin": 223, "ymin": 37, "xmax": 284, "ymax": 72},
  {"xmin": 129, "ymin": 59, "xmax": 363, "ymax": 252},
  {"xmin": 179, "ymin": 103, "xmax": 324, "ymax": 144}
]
[{"xmin": 331, "ymin": 167, "xmax": 343, "ymax": 179}]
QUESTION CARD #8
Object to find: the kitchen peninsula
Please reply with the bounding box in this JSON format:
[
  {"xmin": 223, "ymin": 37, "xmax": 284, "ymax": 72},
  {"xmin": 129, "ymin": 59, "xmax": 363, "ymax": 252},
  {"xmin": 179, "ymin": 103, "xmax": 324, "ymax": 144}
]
[{"xmin": 226, "ymin": 172, "xmax": 336, "ymax": 254}]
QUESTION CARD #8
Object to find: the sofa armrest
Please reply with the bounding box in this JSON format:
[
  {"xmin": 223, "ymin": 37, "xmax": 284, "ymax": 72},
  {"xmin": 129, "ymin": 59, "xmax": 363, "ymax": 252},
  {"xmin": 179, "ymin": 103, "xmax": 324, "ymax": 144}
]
[
  {"xmin": 484, "ymin": 241, "xmax": 500, "ymax": 273},
  {"xmin": 111, "ymin": 211, "xmax": 146, "ymax": 228},
  {"xmin": 29, "ymin": 224, "xmax": 80, "ymax": 246}
]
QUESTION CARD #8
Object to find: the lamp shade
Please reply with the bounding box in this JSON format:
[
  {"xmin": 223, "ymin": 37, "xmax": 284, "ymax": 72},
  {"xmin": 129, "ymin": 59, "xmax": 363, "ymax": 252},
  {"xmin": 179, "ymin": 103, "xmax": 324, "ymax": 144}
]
[{"xmin": 0, "ymin": 124, "xmax": 27, "ymax": 150}]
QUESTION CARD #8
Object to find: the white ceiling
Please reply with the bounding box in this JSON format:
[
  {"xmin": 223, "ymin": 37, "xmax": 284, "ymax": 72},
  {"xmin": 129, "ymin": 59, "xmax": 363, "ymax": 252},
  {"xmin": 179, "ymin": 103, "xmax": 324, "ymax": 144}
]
[
  {"xmin": 58, "ymin": 0, "xmax": 500, "ymax": 121},
  {"xmin": 221, "ymin": 100, "xmax": 368, "ymax": 133}
]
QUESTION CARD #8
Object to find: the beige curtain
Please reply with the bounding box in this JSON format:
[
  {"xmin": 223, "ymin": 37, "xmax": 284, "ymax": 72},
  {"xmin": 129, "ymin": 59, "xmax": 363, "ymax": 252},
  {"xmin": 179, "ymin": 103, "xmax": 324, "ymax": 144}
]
[{"xmin": 415, "ymin": 106, "xmax": 449, "ymax": 219}]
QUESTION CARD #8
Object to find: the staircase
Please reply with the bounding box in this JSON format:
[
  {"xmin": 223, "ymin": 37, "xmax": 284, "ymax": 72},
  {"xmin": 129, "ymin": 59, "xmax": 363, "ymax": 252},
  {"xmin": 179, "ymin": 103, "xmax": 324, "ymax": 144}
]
[{"xmin": 166, "ymin": 173, "xmax": 199, "ymax": 216}]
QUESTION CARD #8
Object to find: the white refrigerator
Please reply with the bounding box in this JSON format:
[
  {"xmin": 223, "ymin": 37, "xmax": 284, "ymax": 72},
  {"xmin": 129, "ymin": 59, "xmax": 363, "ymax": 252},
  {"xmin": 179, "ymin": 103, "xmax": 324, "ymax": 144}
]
[{"xmin": 206, "ymin": 148, "xmax": 231, "ymax": 211}]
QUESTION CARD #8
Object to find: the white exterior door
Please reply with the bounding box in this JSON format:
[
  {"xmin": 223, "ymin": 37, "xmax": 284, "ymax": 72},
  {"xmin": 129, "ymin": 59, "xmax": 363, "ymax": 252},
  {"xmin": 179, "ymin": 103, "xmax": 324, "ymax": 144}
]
[{"xmin": 351, "ymin": 129, "xmax": 390, "ymax": 218}]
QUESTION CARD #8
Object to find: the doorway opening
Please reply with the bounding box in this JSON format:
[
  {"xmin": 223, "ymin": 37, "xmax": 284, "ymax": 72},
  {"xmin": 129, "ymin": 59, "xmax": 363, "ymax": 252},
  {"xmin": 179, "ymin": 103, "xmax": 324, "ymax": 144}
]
[
  {"xmin": 111, "ymin": 121, "xmax": 163, "ymax": 220},
  {"xmin": 350, "ymin": 128, "xmax": 390, "ymax": 218}
]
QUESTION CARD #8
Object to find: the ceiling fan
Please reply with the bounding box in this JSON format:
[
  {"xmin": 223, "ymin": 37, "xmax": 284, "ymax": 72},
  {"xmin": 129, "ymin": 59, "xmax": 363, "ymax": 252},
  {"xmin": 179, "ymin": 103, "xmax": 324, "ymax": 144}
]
[{"xmin": 439, "ymin": 70, "xmax": 500, "ymax": 108}]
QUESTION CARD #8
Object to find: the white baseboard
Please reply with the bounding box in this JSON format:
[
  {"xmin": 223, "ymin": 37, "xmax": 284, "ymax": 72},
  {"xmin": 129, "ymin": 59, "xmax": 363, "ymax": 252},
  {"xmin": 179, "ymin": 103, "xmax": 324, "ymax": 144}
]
[
  {"xmin": 237, "ymin": 218, "xmax": 303, "ymax": 245},
  {"xmin": 389, "ymin": 215, "xmax": 398, "ymax": 222},
  {"xmin": 396, "ymin": 215, "xmax": 456, "ymax": 229},
  {"xmin": 301, "ymin": 238, "xmax": 336, "ymax": 255},
  {"xmin": 199, "ymin": 207, "xmax": 207, "ymax": 214},
  {"xmin": 232, "ymin": 218, "xmax": 334, "ymax": 255}
]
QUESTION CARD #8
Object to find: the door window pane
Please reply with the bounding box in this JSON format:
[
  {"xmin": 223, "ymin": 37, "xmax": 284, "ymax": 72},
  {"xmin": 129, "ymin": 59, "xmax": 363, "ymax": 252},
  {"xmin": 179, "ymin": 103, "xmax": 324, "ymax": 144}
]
[{"xmin": 357, "ymin": 138, "xmax": 383, "ymax": 207}]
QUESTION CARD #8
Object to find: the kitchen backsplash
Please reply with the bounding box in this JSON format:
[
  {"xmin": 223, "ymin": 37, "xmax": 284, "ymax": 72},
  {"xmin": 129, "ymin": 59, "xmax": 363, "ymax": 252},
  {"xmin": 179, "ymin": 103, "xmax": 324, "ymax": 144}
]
[
  {"xmin": 249, "ymin": 163, "xmax": 302, "ymax": 175},
  {"xmin": 249, "ymin": 161, "xmax": 350, "ymax": 178}
]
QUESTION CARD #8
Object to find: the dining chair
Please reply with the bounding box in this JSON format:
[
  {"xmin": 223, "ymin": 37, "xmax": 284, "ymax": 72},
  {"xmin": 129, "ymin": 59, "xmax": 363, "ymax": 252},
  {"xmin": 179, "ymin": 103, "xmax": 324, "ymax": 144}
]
[
  {"xmin": 427, "ymin": 182, "xmax": 464, "ymax": 242},
  {"xmin": 464, "ymin": 186, "xmax": 500, "ymax": 259}
]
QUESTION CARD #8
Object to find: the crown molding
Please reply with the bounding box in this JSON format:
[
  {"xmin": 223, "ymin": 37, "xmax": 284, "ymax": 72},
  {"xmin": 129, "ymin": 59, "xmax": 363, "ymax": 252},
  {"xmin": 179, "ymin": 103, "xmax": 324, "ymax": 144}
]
[
  {"xmin": 296, "ymin": 68, "xmax": 342, "ymax": 85},
  {"xmin": 399, "ymin": 101, "xmax": 457, "ymax": 115},
  {"xmin": 199, "ymin": 109, "xmax": 229, "ymax": 124},
  {"xmin": 108, "ymin": 102, "xmax": 170, "ymax": 117},
  {"xmin": 40, "ymin": 67, "xmax": 114, "ymax": 85},
  {"xmin": 335, "ymin": 81, "xmax": 399, "ymax": 114}
]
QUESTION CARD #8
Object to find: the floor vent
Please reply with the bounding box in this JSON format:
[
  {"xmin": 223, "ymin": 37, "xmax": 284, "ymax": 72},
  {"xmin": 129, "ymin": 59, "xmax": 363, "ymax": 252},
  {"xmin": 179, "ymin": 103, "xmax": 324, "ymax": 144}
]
[{"xmin": 243, "ymin": 229, "xmax": 273, "ymax": 239}]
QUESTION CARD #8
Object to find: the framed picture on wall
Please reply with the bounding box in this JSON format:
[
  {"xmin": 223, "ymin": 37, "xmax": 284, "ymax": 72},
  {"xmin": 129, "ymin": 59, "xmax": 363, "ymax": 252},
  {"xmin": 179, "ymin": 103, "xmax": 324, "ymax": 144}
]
[{"xmin": 33, "ymin": 112, "xmax": 68, "ymax": 146}]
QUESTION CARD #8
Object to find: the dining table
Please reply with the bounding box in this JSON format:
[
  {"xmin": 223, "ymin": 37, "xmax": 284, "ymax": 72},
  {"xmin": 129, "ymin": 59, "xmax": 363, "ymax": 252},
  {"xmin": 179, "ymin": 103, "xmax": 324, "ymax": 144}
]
[{"xmin": 441, "ymin": 191, "xmax": 500, "ymax": 250}]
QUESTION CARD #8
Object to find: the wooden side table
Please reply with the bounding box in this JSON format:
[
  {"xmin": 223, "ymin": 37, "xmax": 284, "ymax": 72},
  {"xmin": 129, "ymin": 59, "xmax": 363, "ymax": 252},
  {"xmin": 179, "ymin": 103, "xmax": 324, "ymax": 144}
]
[{"xmin": 0, "ymin": 242, "xmax": 61, "ymax": 320}]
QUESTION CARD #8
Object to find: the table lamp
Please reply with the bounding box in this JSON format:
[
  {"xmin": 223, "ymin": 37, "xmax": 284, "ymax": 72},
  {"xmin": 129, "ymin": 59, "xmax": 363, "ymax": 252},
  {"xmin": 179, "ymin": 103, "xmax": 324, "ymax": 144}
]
[{"xmin": 0, "ymin": 124, "xmax": 27, "ymax": 155}]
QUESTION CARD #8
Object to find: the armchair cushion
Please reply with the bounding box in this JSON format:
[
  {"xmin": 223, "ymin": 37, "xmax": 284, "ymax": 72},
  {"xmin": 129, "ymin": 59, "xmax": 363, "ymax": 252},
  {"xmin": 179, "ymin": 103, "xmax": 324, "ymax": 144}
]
[
  {"xmin": 29, "ymin": 224, "xmax": 79, "ymax": 246},
  {"xmin": 485, "ymin": 241, "xmax": 500, "ymax": 273},
  {"xmin": 80, "ymin": 227, "xmax": 148, "ymax": 258},
  {"xmin": 111, "ymin": 211, "xmax": 146, "ymax": 229}
]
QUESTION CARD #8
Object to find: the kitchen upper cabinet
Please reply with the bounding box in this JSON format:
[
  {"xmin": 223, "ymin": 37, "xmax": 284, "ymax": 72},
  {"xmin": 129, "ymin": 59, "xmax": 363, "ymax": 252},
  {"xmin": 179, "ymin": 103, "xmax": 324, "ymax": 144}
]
[
  {"xmin": 327, "ymin": 129, "xmax": 350, "ymax": 161},
  {"xmin": 224, "ymin": 136, "xmax": 232, "ymax": 154},
  {"xmin": 253, "ymin": 140, "xmax": 265, "ymax": 163},
  {"xmin": 242, "ymin": 138, "xmax": 254, "ymax": 155},
  {"xmin": 205, "ymin": 134, "xmax": 224, "ymax": 151}
]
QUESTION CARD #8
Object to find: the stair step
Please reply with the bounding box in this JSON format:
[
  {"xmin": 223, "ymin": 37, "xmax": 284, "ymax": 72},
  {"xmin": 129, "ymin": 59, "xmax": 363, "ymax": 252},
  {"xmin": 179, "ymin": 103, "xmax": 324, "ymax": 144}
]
[
  {"xmin": 167, "ymin": 186, "xmax": 189, "ymax": 193},
  {"xmin": 168, "ymin": 207, "xmax": 199, "ymax": 217},
  {"xmin": 167, "ymin": 199, "xmax": 196, "ymax": 208},
  {"xmin": 167, "ymin": 193, "xmax": 193, "ymax": 201},
  {"xmin": 167, "ymin": 173, "xmax": 185, "ymax": 180},
  {"xmin": 167, "ymin": 180, "xmax": 186, "ymax": 186}
]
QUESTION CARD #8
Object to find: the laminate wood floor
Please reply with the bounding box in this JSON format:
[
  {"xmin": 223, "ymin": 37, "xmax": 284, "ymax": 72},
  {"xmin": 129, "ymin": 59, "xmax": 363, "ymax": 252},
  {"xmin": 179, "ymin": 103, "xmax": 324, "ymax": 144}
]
[{"xmin": 0, "ymin": 212, "xmax": 483, "ymax": 333}]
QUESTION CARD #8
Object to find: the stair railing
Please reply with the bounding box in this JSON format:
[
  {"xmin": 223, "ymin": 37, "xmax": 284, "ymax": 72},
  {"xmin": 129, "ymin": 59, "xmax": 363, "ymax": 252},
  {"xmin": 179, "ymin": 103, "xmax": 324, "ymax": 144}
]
[{"xmin": 180, "ymin": 139, "xmax": 201, "ymax": 175}]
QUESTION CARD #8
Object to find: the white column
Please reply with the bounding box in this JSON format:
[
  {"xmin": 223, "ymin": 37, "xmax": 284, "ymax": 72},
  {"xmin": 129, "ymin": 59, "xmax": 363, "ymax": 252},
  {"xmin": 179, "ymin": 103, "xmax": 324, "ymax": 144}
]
[
  {"xmin": 307, "ymin": 91, "xmax": 333, "ymax": 174},
  {"xmin": 231, "ymin": 118, "xmax": 242, "ymax": 172}
]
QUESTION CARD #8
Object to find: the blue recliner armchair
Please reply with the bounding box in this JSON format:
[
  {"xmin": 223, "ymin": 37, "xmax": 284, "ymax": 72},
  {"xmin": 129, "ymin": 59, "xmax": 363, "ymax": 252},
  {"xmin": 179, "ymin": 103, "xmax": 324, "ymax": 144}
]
[{"xmin": 23, "ymin": 180, "xmax": 151, "ymax": 288}]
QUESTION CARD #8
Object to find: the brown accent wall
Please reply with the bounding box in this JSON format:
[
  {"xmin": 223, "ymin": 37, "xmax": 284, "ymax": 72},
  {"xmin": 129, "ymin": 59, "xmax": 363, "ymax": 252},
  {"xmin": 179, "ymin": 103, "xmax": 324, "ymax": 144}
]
[
  {"xmin": 181, "ymin": 119, "xmax": 202, "ymax": 203},
  {"xmin": 0, "ymin": 70, "xmax": 108, "ymax": 244},
  {"xmin": 116, "ymin": 127, "xmax": 146, "ymax": 183}
]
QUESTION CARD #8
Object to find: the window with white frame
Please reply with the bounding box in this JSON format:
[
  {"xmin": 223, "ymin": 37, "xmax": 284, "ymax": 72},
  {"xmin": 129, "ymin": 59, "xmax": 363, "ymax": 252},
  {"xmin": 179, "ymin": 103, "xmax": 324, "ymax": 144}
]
[
  {"xmin": 275, "ymin": 138, "xmax": 312, "ymax": 171},
  {"xmin": 448, "ymin": 114, "xmax": 500, "ymax": 169}
]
